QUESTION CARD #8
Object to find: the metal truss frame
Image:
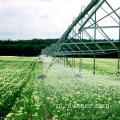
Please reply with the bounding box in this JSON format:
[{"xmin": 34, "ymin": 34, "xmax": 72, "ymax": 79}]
[{"xmin": 41, "ymin": 0, "xmax": 120, "ymax": 74}]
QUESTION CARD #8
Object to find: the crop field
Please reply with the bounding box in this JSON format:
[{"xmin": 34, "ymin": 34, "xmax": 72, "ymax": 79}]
[
  {"xmin": 67, "ymin": 58, "xmax": 119, "ymax": 75},
  {"xmin": 0, "ymin": 57, "xmax": 45, "ymax": 119},
  {"xmin": 0, "ymin": 56, "xmax": 120, "ymax": 120}
]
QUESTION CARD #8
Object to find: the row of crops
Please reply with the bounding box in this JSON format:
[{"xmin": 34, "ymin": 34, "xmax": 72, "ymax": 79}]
[
  {"xmin": 0, "ymin": 57, "xmax": 45, "ymax": 119},
  {"xmin": 59, "ymin": 58, "xmax": 119, "ymax": 75},
  {"xmin": 0, "ymin": 56, "xmax": 120, "ymax": 119},
  {"xmin": 40, "ymin": 57, "xmax": 120, "ymax": 119}
]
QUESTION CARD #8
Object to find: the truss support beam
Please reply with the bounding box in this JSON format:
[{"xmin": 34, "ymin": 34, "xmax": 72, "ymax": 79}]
[
  {"xmin": 82, "ymin": 7, "xmax": 120, "ymax": 31},
  {"xmin": 57, "ymin": 0, "xmax": 102, "ymax": 44},
  {"xmin": 79, "ymin": 0, "xmax": 105, "ymax": 32},
  {"xmin": 118, "ymin": 13, "xmax": 120, "ymax": 74},
  {"xmin": 93, "ymin": 11, "xmax": 97, "ymax": 75}
]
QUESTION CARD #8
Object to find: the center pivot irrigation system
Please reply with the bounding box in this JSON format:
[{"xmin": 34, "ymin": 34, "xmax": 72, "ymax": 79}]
[{"xmin": 41, "ymin": 0, "xmax": 120, "ymax": 75}]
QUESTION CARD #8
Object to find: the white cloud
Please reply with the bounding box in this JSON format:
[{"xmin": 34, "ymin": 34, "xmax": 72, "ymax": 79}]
[{"xmin": 0, "ymin": 0, "xmax": 119, "ymax": 40}]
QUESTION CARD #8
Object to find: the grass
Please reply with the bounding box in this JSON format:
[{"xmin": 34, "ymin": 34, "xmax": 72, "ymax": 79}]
[{"xmin": 0, "ymin": 56, "xmax": 120, "ymax": 119}]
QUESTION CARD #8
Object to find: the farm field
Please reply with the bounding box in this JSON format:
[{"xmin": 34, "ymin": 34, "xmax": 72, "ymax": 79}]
[
  {"xmin": 0, "ymin": 56, "xmax": 45, "ymax": 120},
  {"xmin": 0, "ymin": 56, "xmax": 120, "ymax": 120},
  {"xmin": 66, "ymin": 58, "xmax": 119, "ymax": 75}
]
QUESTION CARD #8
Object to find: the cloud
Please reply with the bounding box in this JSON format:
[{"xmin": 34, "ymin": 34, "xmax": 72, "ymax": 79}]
[
  {"xmin": 0, "ymin": 0, "xmax": 119, "ymax": 40},
  {"xmin": 0, "ymin": 0, "xmax": 92, "ymax": 39}
]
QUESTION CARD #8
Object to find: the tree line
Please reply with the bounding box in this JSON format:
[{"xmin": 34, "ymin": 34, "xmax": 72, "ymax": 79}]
[
  {"xmin": 0, "ymin": 38, "xmax": 119, "ymax": 58},
  {"xmin": 0, "ymin": 39, "xmax": 58, "ymax": 56}
]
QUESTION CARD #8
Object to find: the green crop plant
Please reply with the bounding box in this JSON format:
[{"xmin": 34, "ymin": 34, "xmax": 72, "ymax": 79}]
[{"xmin": 1, "ymin": 56, "xmax": 120, "ymax": 120}]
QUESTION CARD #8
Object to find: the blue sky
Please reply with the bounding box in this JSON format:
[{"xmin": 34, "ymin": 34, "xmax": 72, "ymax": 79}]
[{"xmin": 0, "ymin": 0, "xmax": 119, "ymax": 40}]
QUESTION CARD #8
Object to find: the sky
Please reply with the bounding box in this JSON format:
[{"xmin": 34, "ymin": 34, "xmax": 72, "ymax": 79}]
[{"xmin": 0, "ymin": 0, "xmax": 119, "ymax": 40}]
